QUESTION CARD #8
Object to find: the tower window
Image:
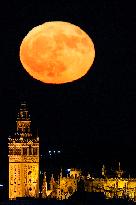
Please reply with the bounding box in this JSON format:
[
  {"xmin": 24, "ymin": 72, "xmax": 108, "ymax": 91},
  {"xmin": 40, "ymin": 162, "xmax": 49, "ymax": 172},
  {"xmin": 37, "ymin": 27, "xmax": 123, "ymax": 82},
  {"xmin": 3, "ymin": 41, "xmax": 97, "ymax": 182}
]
[
  {"xmin": 29, "ymin": 145, "xmax": 32, "ymax": 155},
  {"xmin": 23, "ymin": 148, "xmax": 27, "ymax": 155},
  {"xmin": 15, "ymin": 148, "xmax": 21, "ymax": 155},
  {"xmin": 33, "ymin": 148, "xmax": 37, "ymax": 155},
  {"xmin": 9, "ymin": 149, "xmax": 13, "ymax": 155}
]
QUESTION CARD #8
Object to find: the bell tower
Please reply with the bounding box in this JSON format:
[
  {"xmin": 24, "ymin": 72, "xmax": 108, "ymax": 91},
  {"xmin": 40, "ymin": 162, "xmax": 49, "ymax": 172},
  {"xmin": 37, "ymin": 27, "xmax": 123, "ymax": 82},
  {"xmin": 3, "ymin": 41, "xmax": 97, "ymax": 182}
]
[
  {"xmin": 8, "ymin": 102, "xmax": 39, "ymax": 199},
  {"xmin": 16, "ymin": 103, "xmax": 31, "ymax": 136}
]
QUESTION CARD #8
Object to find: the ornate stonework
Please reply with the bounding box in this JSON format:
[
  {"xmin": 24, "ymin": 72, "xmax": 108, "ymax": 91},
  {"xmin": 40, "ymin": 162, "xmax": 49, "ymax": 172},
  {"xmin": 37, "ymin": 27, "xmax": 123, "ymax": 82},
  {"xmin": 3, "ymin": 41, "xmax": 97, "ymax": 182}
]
[{"xmin": 8, "ymin": 102, "xmax": 39, "ymax": 199}]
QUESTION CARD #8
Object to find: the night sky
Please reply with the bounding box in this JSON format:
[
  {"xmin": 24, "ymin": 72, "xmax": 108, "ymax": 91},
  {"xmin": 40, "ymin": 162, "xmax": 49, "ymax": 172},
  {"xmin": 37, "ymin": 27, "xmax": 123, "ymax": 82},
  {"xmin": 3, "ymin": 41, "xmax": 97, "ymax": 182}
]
[{"xmin": 0, "ymin": 1, "xmax": 136, "ymax": 184}]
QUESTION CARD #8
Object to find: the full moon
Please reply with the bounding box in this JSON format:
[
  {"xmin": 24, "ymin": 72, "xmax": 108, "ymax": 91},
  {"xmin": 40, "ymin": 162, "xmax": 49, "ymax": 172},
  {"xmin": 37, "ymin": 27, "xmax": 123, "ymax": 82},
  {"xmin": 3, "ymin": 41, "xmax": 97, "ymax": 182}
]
[{"xmin": 20, "ymin": 21, "xmax": 95, "ymax": 84}]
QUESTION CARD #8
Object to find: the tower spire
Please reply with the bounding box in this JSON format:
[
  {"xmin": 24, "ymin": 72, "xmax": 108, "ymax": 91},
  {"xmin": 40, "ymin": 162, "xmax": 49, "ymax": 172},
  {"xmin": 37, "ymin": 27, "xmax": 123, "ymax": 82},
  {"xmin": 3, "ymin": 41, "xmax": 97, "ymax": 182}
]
[
  {"xmin": 42, "ymin": 172, "xmax": 47, "ymax": 198},
  {"xmin": 60, "ymin": 168, "xmax": 63, "ymax": 178},
  {"xmin": 102, "ymin": 164, "xmax": 106, "ymax": 177},
  {"xmin": 16, "ymin": 102, "xmax": 32, "ymax": 139},
  {"xmin": 116, "ymin": 162, "xmax": 123, "ymax": 178},
  {"xmin": 119, "ymin": 162, "xmax": 121, "ymax": 171}
]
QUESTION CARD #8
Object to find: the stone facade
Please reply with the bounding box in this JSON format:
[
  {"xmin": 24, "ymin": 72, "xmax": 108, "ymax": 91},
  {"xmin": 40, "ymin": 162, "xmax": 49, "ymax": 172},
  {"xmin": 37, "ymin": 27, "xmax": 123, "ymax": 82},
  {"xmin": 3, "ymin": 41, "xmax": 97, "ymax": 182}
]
[
  {"xmin": 84, "ymin": 164, "xmax": 136, "ymax": 202},
  {"xmin": 8, "ymin": 103, "xmax": 39, "ymax": 199}
]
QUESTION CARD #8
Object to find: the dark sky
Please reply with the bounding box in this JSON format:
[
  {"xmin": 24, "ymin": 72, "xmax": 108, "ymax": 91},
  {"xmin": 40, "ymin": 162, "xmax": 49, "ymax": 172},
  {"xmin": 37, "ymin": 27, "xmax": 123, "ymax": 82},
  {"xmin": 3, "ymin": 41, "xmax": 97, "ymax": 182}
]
[{"xmin": 0, "ymin": 1, "xmax": 136, "ymax": 183}]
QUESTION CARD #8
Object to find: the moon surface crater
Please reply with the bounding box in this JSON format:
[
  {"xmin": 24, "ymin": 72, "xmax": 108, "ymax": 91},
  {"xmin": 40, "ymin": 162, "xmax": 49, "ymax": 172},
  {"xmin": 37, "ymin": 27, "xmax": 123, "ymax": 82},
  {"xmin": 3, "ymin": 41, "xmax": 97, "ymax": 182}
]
[{"xmin": 20, "ymin": 21, "xmax": 95, "ymax": 84}]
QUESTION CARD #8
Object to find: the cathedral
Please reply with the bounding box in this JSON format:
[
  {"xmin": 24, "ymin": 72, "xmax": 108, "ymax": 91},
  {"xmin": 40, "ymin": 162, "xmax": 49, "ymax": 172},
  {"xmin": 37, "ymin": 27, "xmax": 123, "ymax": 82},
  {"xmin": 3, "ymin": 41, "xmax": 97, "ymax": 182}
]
[
  {"xmin": 8, "ymin": 102, "xmax": 39, "ymax": 199},
  {"xmin": 8, "ymin": 103, "xmax": 136, "ymax": 202},
  {"xmin": 84, "ymin": 163, "xmax": 136, "ymax": 201},
  {"xmin": 42, "ymin": 168, "xmax": 81, "ymax": 200},
  {"xmin": 8, "ymin": 102, "xmax": 80, "ymax": 200}
]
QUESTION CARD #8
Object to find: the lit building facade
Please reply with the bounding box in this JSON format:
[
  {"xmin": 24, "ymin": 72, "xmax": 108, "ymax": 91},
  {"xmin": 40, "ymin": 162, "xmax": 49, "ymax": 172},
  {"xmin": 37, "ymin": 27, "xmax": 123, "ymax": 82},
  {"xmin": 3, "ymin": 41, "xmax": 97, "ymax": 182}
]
[
  {"xmin": 84, "ymin": 163, "xmax": 136, "ymax": 202},
  {"xmin": 42, "ymin": 168, "xmax": 81, "ymax": 200},
  {"xmin": 8, "ymin": 103, "xmax": 39, "ymax": 199},
  {"xmin": 8, "ymin": 103, "xmax": 136, "ymax": 202}
]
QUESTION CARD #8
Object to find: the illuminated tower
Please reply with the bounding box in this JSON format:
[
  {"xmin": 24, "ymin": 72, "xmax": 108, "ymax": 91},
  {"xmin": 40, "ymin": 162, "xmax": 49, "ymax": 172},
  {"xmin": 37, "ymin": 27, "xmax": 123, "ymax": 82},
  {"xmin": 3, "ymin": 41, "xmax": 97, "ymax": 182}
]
[
  {"xmin": 42, "ymin": 172, "xmax": 47, "ymax": 198},
  {"xmin": 102, "ymin": 165, "xmax": 106, "ymax": 177},
  {"xmin": 8, "ymin": 102, "xmax": 39, "ymax": 199},
  {"xmin": 116, "ymin": 162, "xmax": 123, "ymax": 178}
]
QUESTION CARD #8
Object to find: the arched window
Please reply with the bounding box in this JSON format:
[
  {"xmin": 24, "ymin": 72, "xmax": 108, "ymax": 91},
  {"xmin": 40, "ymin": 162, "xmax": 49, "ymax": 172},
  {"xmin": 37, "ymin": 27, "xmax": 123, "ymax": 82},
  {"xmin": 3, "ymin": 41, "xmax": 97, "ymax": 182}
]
[
  {"xmin": 29, "ymin": 145, "xmax": 32, "ymax": 155},
  {"xmin": 33, "ymin": 148, "xmax": 37, "ymax": 155},
  {"xmin": 23, "ymin": 148, "xmax": 27, "ymax": 155},
  {"xmin": 9, "ymin": 148, "xmax": 13, "ymax": 155}
]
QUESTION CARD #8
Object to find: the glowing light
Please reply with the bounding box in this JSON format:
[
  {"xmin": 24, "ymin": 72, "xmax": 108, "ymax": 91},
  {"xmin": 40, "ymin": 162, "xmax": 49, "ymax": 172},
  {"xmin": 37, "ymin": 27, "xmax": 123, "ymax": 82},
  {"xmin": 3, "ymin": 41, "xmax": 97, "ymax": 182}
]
[{"xmin": 20, "ymin": 21, "xmax": 95, "ymax": 84}]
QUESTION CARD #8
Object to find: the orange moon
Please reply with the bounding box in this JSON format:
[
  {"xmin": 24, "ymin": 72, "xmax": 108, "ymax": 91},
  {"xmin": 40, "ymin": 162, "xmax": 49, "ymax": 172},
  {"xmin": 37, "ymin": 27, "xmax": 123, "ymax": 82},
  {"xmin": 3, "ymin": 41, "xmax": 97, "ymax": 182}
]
[{"xmin": 20, "ymin": 21, "xmax": 95, "ymax": 84}]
